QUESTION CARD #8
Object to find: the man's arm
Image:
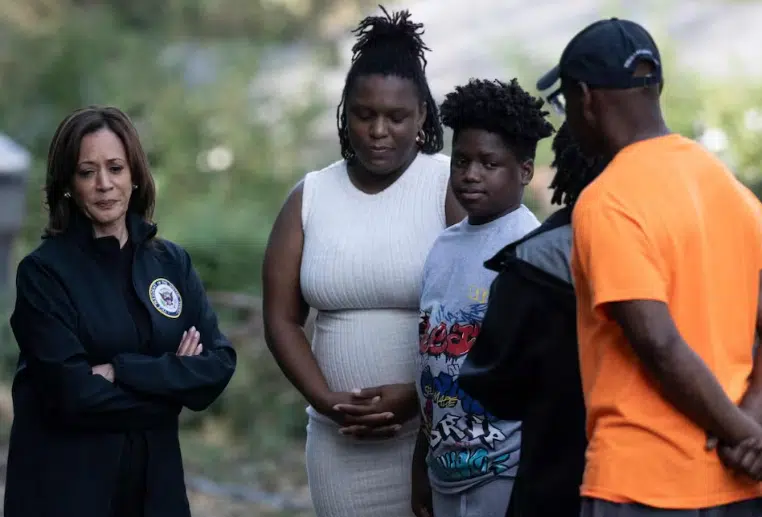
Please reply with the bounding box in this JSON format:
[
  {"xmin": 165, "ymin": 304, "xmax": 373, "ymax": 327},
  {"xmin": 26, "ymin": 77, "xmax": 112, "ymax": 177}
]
[
  {"xmin": 608, "ymin": 300, "xmax": 762, "ymax": 445},
  {"xmin": 704, "ymin": 272, "xmax": 762, "ymax": 480},
  {"xmin": 573, "ymin": 196, "xmax": 762, "ymax": 446}
]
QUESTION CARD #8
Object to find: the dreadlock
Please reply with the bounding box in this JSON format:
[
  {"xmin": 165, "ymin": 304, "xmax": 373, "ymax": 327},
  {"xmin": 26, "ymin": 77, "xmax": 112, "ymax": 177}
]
[
  {"xmin": 337, "ymin": 5, "xmax": 443, "ymax": 160},
  {"xmin": 549, "ymin": 122, "xmax": 605, "ymax": 206},
  {"xmin": 439, "ymin": 78, "xmax": 554, "ymax": 161}
]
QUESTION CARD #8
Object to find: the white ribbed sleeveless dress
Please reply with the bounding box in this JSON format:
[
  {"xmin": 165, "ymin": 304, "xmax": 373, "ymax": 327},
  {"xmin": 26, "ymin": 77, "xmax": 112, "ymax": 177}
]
[{"xmin": 300, "ymin": 153, "xmax": 451, "ymax": 517}]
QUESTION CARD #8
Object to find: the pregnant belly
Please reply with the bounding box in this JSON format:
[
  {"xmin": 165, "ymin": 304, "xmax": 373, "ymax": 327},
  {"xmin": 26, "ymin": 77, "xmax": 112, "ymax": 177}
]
[{"xmin": 311, "ymin": 308, "xmax": 420, "ymax": 392}]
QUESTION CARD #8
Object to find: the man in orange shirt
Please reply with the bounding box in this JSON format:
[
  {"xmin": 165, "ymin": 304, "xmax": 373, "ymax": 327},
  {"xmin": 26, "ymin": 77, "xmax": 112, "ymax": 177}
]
[{"xmin": 540, "ymin": 18, "xmax": 762, "ymax": 516}]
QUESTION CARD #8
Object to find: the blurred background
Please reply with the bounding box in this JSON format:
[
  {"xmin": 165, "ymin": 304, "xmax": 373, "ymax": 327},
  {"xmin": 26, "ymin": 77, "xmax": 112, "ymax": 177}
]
[{"xmin": 0, "ymin": 0, "xmax": 761, "ymax": 515}]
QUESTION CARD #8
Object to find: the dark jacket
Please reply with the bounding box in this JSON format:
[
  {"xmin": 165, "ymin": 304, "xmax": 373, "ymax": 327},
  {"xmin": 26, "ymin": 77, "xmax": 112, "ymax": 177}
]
[
  {"xmin": 4, "ymin": 212, "xmax": 237, "ymax": 517},
  {"xmin": 459, "ymin": 207, "xmax": 587, "ymax": 517}
]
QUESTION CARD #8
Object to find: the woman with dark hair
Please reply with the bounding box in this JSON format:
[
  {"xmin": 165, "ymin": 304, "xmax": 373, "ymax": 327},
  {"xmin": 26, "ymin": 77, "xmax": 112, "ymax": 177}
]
[
  {"xmin": 5, "ymin": 106, "xmax": 237, "ymax": 517},
  {"xmin": 262, "ymin": 6, "xmax": 464, "ymax": 517}
]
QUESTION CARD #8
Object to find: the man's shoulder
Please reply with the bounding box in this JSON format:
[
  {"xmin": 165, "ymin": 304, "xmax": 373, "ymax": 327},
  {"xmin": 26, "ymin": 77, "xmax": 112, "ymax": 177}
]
[
  {"xmin": 739, "ymin": 184, "xmax": 762, "ymax": 222},
  {"xmin": 572, "ymin": 156, "xmax": 647, "ymax": 227},
  {"xmin": 571, "ymin": 179, "xmax": 609, "ymax": 228}
]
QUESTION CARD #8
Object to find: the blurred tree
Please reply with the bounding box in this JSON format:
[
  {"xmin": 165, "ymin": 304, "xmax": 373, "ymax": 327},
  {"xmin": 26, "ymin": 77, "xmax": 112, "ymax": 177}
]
[
  {"xmin": 0, "ymin": 0, "xmax": 371, "ymax": 444},
  {"xmin": 3, "ymin": 0, "xmax": 762, "ymax": 450},
  {"xmin": 0, "ymin": 0, "xmax": 376, "ymax": 293}
]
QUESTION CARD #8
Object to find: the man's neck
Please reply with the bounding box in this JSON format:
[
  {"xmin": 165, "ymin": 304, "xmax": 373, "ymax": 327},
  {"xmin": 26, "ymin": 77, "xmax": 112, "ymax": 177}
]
[{"xmin": 605, "ymin": 118, "xmax": 671, "ymax": 159}]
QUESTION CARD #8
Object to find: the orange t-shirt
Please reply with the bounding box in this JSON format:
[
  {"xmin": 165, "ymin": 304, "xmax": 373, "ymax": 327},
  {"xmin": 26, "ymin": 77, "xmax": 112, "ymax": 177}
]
[{"xmin": 571, "ymin": 134, "xmax": 762, "ymax": 508}]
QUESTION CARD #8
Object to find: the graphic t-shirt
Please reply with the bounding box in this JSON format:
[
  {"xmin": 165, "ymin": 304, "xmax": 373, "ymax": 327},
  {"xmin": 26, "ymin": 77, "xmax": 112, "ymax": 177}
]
[{"xmin": 417, "ymin": 205, "xmax": 540, "ymax": 494}]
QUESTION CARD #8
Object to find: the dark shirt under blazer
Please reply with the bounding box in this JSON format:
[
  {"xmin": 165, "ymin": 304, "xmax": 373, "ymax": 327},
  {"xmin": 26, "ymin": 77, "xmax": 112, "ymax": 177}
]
[{"xmin": 4, "ymin": 212, "xmax": 237, "ymax": 517}]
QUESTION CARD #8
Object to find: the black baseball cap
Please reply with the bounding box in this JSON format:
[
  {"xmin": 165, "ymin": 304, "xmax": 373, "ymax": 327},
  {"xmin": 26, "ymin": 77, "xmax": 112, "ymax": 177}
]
[{"xmin": 537, "ymin": 18, "xmax": 662, "ymax": 106}]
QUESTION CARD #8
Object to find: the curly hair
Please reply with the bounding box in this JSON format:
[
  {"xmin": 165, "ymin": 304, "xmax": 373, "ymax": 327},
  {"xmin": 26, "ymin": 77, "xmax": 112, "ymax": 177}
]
[
  {"xmin": 337, "ymin": 5, "xmax": 443, "ymax": 160},
  {"xmin": 549, "ymin": 121, "xmax": 605, "ymax": 206},
  {"xmin": 439, "ymin": 78, "xmax": 554, "ymax": 161}
]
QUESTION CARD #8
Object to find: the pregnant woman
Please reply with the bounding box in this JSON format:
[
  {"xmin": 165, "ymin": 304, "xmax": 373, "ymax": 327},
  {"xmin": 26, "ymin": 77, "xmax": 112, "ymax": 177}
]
[{"xmin": 262, "ymin": 6, "xmax": 464, "ymax": 517}]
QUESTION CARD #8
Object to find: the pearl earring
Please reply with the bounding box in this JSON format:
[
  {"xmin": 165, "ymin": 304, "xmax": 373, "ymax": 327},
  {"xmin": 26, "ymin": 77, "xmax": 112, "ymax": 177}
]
[
  {"xmin": 132, "ymin": 185, "xmax": 138, "ymax": 190},
  {"xmin": 63, "ymin": 192, "xmax": 71, "ymax": 199}
]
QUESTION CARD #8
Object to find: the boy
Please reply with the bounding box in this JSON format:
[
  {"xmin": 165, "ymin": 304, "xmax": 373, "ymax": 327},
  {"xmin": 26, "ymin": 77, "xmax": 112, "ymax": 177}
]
[{"xmin": 412, "ymin": 78, "xmax": 553, "ymax": 517}]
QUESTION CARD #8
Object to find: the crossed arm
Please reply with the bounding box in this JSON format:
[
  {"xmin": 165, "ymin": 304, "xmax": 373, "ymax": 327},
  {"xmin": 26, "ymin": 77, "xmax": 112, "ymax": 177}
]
[
  {"xmin": 607, "ymin": 299, "xmax": 762, "ymax": 447},
  {"xmin": 12, "ymin": 256, "xmax": 181, "ymax": 431},
  {"xmin": 704, "ymin": 272, "xmax": 762, "ymax": 477},
  {"xmin": 11, "ymin": 254, "xmax": 236, "ymax": 432},
  {"xmin": 110, "ymin": 249, "xmax": 236, "ymax": 412}
]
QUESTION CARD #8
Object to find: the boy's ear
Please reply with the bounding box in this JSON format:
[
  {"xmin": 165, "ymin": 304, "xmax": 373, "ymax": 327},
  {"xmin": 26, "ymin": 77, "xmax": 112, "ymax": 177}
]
[{"xmin": 520, "ymin": 159, "xmax": 535, "ymax": 186}]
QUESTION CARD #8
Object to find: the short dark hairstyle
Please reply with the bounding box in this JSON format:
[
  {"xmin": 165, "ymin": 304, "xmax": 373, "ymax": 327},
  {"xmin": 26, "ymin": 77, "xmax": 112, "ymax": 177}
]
[
  {"xmin": 439, "ymin": 78, "xmax": 555, "ymax": 161},
  {"xmin": 44, "ymin": 106, "xmax": 156, "ymax": 237},
  {"xmin": 549, "ymin": 121, "xmax": 605, "ymax": 206},
  {"xmin": 337, "ymin": 6, "xmax": 443, "ymax": 160}
]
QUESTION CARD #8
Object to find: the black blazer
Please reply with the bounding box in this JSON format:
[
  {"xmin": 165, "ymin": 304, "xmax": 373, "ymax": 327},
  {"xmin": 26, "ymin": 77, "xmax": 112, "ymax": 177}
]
[
  {"xmin": 460, "ymin": 208, "xmax": 587, "ymax": 517},
  {"xmin": 4, "ymin": 212, "xmax": 237, "ymax": 517}
]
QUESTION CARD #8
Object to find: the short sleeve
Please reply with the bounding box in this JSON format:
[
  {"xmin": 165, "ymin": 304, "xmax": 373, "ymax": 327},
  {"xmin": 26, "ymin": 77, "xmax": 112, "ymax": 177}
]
[{"xmin": 572, "ymin": 195, "xmax": 667, "ymax": 310}]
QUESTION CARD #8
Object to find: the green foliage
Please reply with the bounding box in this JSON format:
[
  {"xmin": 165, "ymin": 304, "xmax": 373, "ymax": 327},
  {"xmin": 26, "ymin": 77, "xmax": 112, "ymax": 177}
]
[
  {"xmin": 3, "ymin": 1, "xmax": 762, "ymax": 463},
  {"xmin": 4, "ymin": 4, "xmax": 329, "ymax": 291},
  {"xmin": 0, "ymin": 0, "xmax": 337, "ymax": 454},
  {"xmin": 219, "ymin": 338, "xmax": 309, "ymax": 445}
]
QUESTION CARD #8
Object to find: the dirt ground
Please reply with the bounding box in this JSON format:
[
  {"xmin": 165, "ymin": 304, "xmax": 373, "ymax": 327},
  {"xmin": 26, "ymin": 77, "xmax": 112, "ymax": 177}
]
[
  {"xmin": 0, "ymin": 442, "xmax": 316, "ymax": 517},
  {"xmin": 187, "ymin": 489, "xmax": 314, "ymax": 517},
  {"xmin": 184, "ymin": 450, "xmax": 315, "ymax": 517}
]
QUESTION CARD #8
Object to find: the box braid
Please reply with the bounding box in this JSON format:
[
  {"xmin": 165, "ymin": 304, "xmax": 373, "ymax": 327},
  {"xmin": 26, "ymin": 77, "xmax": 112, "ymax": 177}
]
[
  {"xmin": 439, "ymin": 78, "xmax": 554, "ymax": 161},
  {"xmin": 337, "ymin": 5, "xmax": 443, "ymax": 161},
  {"xmin": 549, "ymin": 121, "xmax": 606, "ymax": 206}
]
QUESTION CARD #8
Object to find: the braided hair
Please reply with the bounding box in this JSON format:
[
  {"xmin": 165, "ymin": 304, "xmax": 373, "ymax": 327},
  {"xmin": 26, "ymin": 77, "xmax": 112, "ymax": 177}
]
[
  {"xmin": 337, "ymin": 6, "xmax": 443, "ymax": 160},
  {"xmin": 439, "ymin": 78, "xmax": 554, "ymax": 161},
  {"xmin": 549, "ymin": 121, "xmax": 605, "ymax": 206}
]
